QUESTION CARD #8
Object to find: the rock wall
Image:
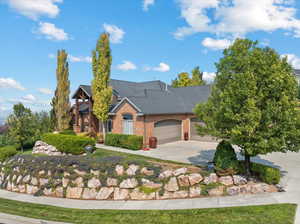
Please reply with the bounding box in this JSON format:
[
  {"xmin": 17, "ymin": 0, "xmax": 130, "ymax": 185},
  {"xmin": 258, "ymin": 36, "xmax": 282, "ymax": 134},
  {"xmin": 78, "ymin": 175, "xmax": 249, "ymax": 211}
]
[{"xmin": 0, "ymin": 156, "xmax": 278, "ymax": 201}]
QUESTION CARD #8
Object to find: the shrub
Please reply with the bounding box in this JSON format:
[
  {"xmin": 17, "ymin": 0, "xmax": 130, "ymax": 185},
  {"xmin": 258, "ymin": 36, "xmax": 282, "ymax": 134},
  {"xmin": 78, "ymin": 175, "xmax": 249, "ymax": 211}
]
[
  {"xmin": 251, "ymin": 163, "xmax": 281, "ymax": 184},
  {"xmin": 213, "ymin": 140, "xmax": 239, "ymax": 176},
  {"xmin": 0, "ymin": 145, "xmax": 17, "ymax": 162},
  {"xmin": 59, "ymin": 130, "xmax": 76, "ymax": 135},
  {"xmin": 105, "ymin": 133, "xmax": 143, "ymax": 150},
  {"xmin": 41, "ymin": 133, "xmax": 96, "ymax": 155}
]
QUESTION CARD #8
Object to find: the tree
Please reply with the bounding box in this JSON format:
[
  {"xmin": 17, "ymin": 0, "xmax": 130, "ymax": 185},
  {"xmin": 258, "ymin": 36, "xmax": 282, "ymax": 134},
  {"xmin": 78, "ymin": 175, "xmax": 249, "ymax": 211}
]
[
  {"xmin": 55, "ymin": 50, "xmax": 71, "ymax": 131},
  {"xmin": 172, "ymin": 72, "xmax": 192, "ymax": 87},
  {"xmin": 191, "ymin": 66, "xmax": 206, "ymax": 86},
  {"xmin": 7, "ymin": 103, "xmax": 35, "ymax": 151},
  {"xmin": 92, "ymin": 33, "xmax": 113, "ymax": 139},
  {"xmin": 195, "ymin": 39, "xmax": 300, "ymax": 176},
  {"xmin": 50, "ymin": 91, "xmax": 58, "ymax": 131}
]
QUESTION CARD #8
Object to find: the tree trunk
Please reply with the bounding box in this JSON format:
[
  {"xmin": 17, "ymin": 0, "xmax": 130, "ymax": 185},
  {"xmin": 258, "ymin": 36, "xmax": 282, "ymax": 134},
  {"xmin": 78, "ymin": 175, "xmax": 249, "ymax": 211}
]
[
  {"xmin": 244, "ymin": 152, "xmax": 251, "ymax": 178},
  {"xmin": 102, "ymin": 120, "xmax": 106, "ymax": 141}
]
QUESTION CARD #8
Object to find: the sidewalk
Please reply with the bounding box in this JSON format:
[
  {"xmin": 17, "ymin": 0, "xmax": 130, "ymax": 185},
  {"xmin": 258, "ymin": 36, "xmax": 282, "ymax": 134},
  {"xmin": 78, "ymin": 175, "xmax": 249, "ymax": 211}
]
[{"xmin": 0, "ymin": 212, "xmax": 69, "ymax": 224}]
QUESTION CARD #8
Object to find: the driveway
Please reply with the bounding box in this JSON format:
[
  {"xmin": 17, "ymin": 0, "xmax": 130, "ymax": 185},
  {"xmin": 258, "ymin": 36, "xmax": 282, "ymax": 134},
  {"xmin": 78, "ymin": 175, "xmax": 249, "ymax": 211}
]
[{"xmin": 98, "ymin": 140, "xmax": 300, "ymax": 223}]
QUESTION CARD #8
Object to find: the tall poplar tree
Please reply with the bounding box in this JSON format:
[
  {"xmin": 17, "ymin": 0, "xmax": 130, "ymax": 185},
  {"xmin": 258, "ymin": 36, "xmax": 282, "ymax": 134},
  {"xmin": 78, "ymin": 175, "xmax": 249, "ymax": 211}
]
[
  {"xmin": 92, "ymin": 33, "xmax": 113, "ymax": 139},
  {"xmin": 55, "ymin": 50, "xmax": 71, "ymax": 131},
  {"xmin": 195, "ymin": 39, "xmax": 300, "ymax": 176},
  {"xmin": 191, "ymin": 66, "xmax": 206, "ymax": 86}
]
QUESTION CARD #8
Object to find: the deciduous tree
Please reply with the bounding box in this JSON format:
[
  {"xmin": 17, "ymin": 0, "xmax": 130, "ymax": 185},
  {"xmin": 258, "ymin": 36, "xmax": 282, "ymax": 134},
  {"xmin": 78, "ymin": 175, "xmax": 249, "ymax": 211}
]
[
  {"xmin": 92, "ymin": 33, "xmax": 113, "ymax": 139},
  {"xmin": 195, "ymin": 39, "xmax": 300, "ymax": 176}
]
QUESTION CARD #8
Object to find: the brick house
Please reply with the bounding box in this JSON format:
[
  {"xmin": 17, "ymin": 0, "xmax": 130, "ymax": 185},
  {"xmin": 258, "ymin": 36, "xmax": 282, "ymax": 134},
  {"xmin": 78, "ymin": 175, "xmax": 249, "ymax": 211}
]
[{"xmin": 72, "ymin": 79, "xmax": 215, "ymax": 145}]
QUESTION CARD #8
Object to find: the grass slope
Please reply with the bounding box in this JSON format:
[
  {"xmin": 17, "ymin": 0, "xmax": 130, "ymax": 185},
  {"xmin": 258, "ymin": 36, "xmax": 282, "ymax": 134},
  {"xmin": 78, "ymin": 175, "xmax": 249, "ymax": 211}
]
[{"xmin": 0, "ymin": 198, "xmax": 296, "ymax": 224}]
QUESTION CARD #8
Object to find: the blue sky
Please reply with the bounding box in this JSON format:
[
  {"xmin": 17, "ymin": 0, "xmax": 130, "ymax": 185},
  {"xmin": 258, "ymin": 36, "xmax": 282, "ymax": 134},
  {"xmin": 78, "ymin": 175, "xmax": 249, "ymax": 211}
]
[{"xmin": 1, "ymin": 0, "xmax": 300, "ymax": 121}]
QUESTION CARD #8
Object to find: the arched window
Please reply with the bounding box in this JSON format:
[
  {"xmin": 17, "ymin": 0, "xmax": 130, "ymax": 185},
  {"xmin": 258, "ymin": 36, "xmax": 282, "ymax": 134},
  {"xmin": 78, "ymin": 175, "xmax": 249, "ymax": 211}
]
[{"xmin": 123, "ymin": 114, "xmax": 133, "ymax": 135}]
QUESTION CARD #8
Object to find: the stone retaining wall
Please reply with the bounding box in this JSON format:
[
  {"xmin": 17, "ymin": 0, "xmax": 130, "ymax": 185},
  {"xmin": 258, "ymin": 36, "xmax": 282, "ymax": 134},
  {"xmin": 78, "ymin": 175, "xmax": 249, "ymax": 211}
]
[{"xmin": 0, "ymin": 156, "xmax": 278, "ymax": 201}]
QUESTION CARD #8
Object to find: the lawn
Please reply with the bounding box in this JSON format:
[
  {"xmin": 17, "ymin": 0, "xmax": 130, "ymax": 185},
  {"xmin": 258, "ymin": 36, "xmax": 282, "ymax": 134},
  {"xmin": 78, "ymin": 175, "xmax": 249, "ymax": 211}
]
[{"xmin": 0, "ymin": 198, "xmax": 296, "ymax": 224}]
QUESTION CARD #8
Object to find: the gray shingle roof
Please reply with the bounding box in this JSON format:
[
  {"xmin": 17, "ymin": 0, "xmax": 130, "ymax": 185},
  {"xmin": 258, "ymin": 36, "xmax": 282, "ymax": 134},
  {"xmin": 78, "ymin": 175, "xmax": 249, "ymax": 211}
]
[{"xmin": 75, "ymin": 79, "xmax": 211, "ymax": 115}]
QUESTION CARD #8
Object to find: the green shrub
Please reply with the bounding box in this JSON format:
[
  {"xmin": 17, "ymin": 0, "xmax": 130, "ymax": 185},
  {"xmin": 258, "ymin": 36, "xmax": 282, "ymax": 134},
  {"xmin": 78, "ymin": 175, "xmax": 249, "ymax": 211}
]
[
  {"xmin": 105, "ymin": 133, "xmax": 143, "ymax": 150},
  {"xmin": 41, "ymin": 133, "xmax": 96, "ymax": 155},
  {"xmin": 251, "ymin": 163, "xmax": 281, "ymax": 184},
  {"xmin": 59, "ymin": 130, "xmax": 76, "ymax": 135},
  {"xmin": 0, "ymin": 145, "xmax": 17, "ymax": 162},
  {"xmin": 213, "ymin": 140, "xmax": 239, "ymax": 176}
]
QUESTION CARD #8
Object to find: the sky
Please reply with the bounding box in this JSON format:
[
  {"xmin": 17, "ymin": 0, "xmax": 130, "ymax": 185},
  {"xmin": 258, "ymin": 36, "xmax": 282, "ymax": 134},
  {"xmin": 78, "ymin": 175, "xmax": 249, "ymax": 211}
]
[{"xmin": 1, "ymin": 0, "xmax": 300, "ymax": 122}]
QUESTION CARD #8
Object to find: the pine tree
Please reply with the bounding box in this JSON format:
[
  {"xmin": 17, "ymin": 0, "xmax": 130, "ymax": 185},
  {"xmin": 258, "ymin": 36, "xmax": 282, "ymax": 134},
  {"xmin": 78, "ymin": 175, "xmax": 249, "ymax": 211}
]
[
  {"xmin": 55, "ymin": 50, "xmax": 71, "ymax": 131},
  {"xmin": 92, "ymin": 33, "xmax": 113, "ymax": 139},
  {"xmin": 195, "ymin": 39, "xmax": 300, "ymax": 176},
  {"xmin": 191, "ymin": 66, "xmax": 206, "ymax": 86}
]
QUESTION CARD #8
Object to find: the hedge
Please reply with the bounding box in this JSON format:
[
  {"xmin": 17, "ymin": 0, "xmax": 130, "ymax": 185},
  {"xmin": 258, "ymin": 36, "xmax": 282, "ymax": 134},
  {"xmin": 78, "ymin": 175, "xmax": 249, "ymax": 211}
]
[
  {"xmin": 238, "ymin": 161, "xmax": 281, "ymax": 185},
  {"xmin": 105, "ymin": 133, "xmax": 143, "ymax": 150},
  {"xmin": 0, "ymin": 145, "xmax": 17, "ymax": 162},
  {"xmin": 59, "ymin": 130, "xmax": 76, "ymax": 135},
  {"xmin": 41, "ymin": 133, "xmax": 96, "ymax": 155}
]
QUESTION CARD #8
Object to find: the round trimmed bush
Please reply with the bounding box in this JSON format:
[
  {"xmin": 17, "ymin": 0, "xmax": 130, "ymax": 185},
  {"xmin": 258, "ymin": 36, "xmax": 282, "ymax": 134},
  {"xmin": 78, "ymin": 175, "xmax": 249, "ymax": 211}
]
[
  {"xmin": 213, "ymin": 140, "xmax": 239, "ymax": 176},
  {"xmin": 0, "ymin": 145, "xmax": 17, "ymax": 162}
]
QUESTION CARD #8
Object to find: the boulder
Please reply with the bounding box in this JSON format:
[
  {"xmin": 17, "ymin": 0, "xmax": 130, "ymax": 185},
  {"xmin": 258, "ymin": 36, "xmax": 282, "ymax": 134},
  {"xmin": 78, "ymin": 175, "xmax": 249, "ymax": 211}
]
[
  {"xmin": 39, "ymin": 178, "xmax": 49, "ymax": 186},
  {"xmin": 73, "ymin": 177, "xmax": 84, "ymax": 188},
  {"xmin": 173, "ymin": 168, "xmax": 187, "ymax": 176},
  {"xmin": 107, "ymin": 178, "xmax": 118, "ymax": 187},
  {"xmin": 32, "ymin": 141, "xmax": 63, "ymax": 156},
  {"xmin": 16, "ymin": 175, "xmax": 22, "ymax": 184},
  {"xmin": 143, "ymin": 181, "xmax": 162, "ymax": 189},
  {"xmin": 219, "ymin": 176, "xmax": 234, "ymax": 186},
  {"xmin": 126, "ymin": 164, "xmax": 139, "ymax": 176},
  {"xmin": 233, "ymin": 175, "xmax": 247, "ymax": 186},
  {"xmin": 30, "ymin": 177, "xmax": 38, "ymax": 186},
  {"xmin": 26, "ymin": 185, "xmax": 39, "ymax": 195},
  {"xmin": 159, "ymin": 190, "xmax": 188, "ymax": 199},
  {"xmin": 227, "ymin": 186, "xmax": 240, "ymax": 196},
  {"xmin": 91, "ymin": 169, "xmax": 100, "ymax": 176},
  {"xmin": 120, "ymin": 178, "xmax": 138, "ymax": 189},
  {"xmin": 164, "ymin": 177, "xmax": 179, "ymax": 192},
  {"xmin": 178, "ymin": 175, "xmax": 190, "ymax": 187},
  {"xmin": 87, "ymin": 177, "xmax": 101, "ymax": 188},
  {"xmin": 189, "ymin": 186, "xmax": 201, "ymax": 197},
  {"xmin": 141, "ymin": 167, "xmax": 154, "ymax": 176},
  {"xmin": 130, "ymin": 189, "xmax": 156, "ymax": 200},
  {"xmin": 55, "ymin": 187, "xmax": 64, "ymax": 197},
  {"xmin": 43, "ymin": 188, "xmax": 55, "ymax": 197},
  {"xmin": 82, "ymin": 188, "xmax": 97, "ymax": 199},
  {"xmin": 208, "ymin": 186, "xmax": 224, "ymax": 197},
  {"xmin": 18, "ymin": 185, "xmax": 26, "ymax": 193},
  {"xmin": 62, "ymin": 178, "xmax": 69, "ymax": 188},
  {"xmin": 96, "ymin": 187, "xmax": 114, "ymax": 200},
  {"xmin": 203, "ymin": 173, "xmax": 218, "ymax": 185},
  {"xmin": 188, "ymin": 173, "xmax": 203, "ymax": 186},
  {"xmin": 66, "ymin": 187, "xmax": 83, "ymax": 199},
  {"xmin": 114, "ymin": 188, "xmax": 129, "ymax": 200},
  {"xmin": 74, "ymin": 169, "xmax": 87, "ymax": 176},
  {"xmin": 115, "ymin": 165, "xmax": 124, "ymax": 176},
  {"xmin": 159, "ymin": 170, "xmax": 173, "ymax": 179}
]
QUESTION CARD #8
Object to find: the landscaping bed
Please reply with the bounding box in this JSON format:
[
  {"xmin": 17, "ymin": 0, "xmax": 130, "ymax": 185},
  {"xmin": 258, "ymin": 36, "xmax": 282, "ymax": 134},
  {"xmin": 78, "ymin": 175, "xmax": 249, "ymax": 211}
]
[
  {"xmin": 0, "ymin": 198, "xmax": 296, "ymax": 224},
  {"xmin": 0, "ymin": 148, "xmax": 279, "ymax": 200}
]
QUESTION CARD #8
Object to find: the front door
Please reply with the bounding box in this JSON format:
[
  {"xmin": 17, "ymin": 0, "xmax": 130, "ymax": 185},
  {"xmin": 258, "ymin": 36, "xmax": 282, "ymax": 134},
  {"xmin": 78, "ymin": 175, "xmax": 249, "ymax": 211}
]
[{"xmin": 123, "ymin": 114, "xmax": 133, "ymax": 135}]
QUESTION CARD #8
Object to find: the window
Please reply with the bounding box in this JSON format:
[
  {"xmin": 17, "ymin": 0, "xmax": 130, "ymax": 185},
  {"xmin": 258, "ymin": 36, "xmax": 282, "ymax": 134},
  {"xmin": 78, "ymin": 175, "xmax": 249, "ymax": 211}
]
[
  {"xmin": 123, "ymin": 114, "xmax": 133, "ymax": 135},
  {"xmin": 106, "ymin": 119, "xmax": 113, "ymax": 133}
]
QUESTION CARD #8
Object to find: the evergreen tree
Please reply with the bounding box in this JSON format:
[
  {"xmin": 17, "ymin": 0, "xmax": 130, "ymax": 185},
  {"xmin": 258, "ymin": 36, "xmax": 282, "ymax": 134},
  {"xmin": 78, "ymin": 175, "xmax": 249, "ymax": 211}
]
[
  {"xmin": 55, "ymin": 50, "xmax": 71, "ymax": 131},
  {"xmin": 92, "ymin": 33, "xmax": 113, "ymax": 139},
  {"xmin": 195, "ymin": 39, "xmax": 300, "ymax": 176},
  {"xmin": 191, "ymin": 66, "xmax": 206, "ymax": 86},
  {"xmin": 50, "ymin": 90, "xmax": 57, "ymax": 131}
]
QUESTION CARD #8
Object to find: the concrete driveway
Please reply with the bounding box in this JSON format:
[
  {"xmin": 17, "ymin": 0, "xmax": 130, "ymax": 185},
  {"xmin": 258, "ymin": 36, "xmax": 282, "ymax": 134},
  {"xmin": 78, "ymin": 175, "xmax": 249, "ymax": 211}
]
[{"xmin": 98, "ymin": 140, "xmax": 300, "ymax": 223}]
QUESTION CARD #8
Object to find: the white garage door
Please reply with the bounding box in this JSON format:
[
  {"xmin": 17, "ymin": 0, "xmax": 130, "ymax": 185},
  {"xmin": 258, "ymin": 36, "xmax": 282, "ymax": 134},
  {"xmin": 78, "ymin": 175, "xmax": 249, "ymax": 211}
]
[
  {"xmin": 154, "ymin": 120, "xmax": 182, "ymax": 144},
  {"xmin": 190, "ymin": 118, "xmax": 217, "ymax": 142}
]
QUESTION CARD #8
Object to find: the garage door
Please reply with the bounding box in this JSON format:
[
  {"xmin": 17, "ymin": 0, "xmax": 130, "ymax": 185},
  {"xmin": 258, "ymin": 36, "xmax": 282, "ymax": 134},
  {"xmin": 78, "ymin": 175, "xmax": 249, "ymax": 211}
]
[
  {"xmin": 190, "ymin": 118, "xmax": 217, "ymax": 142},
  {"xmin": 154, "ymin": 120, "xmax": 182, "ymax": 144}
]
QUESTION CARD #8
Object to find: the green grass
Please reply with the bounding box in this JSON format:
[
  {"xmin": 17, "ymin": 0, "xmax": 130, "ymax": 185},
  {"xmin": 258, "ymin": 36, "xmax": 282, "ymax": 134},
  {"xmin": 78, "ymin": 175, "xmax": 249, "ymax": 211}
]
[{"xmin": 0, "ymin": 198, "xmax": 296, "ymax": 224}]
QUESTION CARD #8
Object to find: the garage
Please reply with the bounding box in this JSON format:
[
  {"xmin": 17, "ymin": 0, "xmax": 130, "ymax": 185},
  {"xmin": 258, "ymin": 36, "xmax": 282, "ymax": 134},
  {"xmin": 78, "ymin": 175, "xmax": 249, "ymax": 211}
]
[
  {"xmin": 154, "ymin": 119, "xmax": 182, "ymax": 144},
  {"xmin": 190, "ymin": 118, "xmax": 217, "ymax": 142}
]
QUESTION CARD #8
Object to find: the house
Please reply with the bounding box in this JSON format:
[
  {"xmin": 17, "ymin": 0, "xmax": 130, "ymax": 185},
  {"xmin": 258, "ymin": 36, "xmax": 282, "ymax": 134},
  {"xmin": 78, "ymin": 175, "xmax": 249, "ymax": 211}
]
[
  {"xmin": 72, "ymin": 79, "xmax": 214, "ymax": 145},
  {"xmin": 295, "ymin": 69, "xmax": 300, "ymax": 84}
]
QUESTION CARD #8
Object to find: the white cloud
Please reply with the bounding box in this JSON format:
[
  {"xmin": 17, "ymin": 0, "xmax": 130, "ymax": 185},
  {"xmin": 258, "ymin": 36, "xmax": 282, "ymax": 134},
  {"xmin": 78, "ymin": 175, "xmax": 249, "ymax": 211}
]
[
  {"xmin": 203, "ymin": 72, "xmax": 216, "ymax": 83},
  {"xmin": 175, "ymin": 0, "xmax": 300, "ymax": 39},
  {"xmin": 22, "ymin": 94, "xmax": 36, "ymax": 102},
  {"xmin": 153, "ymin": 62, "xmax": 170, "ymax": 72},
  {"xmin": 282, "ymin": 54, "xmax": 300, "ymax": 69},
  {"xmin": 37, "ymin": 22, "xmax": 69, "ymax": 41},
  {"xmin": 4, "ymin": 0, "xmax": 63, "ymax": 20},
  {"xmin": 38, "ymin": 88, "xmax": 52, "ymax": 95},
  {"xmin": 202, "ymin": 37, "xmax": 232, "ymax": 50},
  {"xmin": 0, "ymin": 78, "xmax": 25, "ymax": 90},
  {"xmin": 143, "ymin": 0, "xmax": 155, "ymax": 11},
  {"xmin": 117, "ymin": 61, "xmax": 137, "ymax": 71},
  {"xmin": 103, "ymin": 24, "xmax": 125, "ymax": 44},
  {"xmin": 69, "ymin": 55, "xmax": 92, "ymax": 63},
  {"xmin": 48, "ymin": 53, "xmax": 55, "ymax": 59}
]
